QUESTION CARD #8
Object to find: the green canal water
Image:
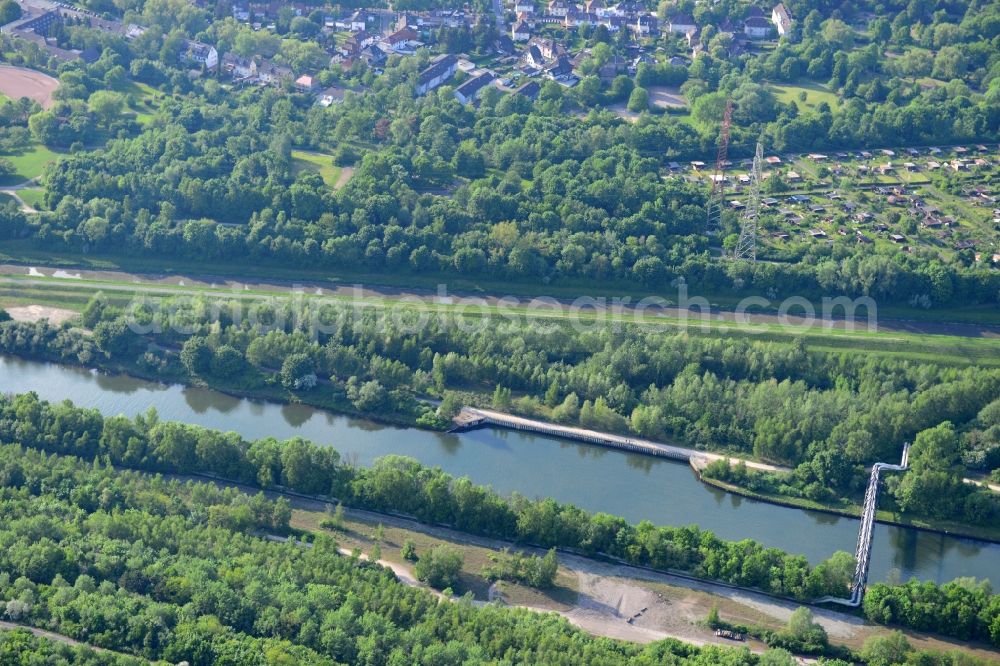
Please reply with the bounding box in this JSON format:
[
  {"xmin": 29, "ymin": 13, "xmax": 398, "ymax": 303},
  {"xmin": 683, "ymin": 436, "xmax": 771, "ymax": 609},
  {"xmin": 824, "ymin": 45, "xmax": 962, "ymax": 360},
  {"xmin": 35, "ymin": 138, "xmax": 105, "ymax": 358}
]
[{"xmin": 1, "ymin": 355, "xmax": 997, "ymax": 585}]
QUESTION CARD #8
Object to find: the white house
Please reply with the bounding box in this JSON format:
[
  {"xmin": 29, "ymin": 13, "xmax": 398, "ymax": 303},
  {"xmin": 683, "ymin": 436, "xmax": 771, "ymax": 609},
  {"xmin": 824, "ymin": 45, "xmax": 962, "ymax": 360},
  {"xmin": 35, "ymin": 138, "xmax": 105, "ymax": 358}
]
[
  {"xmin": 512, "ymin": 20, "xmax": 531, "ymax": 40},
  {"xmin": 415, "ymin": 53, "xmax": 458, "ymax": 95},
  {"xmin": 744, "ymin": 15, "xmax": 771, "ymax": 38},
  {"xmin": 348, "ymin": 10, "xmax": 368, "ymax": 31},
  {"xmin": 667, "ymin": 13, "xmax": 696, "ymax": 33},
  {"xmin": 222, "ymin": 53, "xmax": 256, "ymax": 79},
  {"xmin": 633, "ymin": 14, "xmax": 657, "ymax": 35},
  {"xmin": 183, "ymin": 40, "xmax": 218, "ymax": 70},
  {"xmin": 547, "ymin": 0, "xmax": 571, "ymax": 17},
  {"xmin": 771, "ymin": 3, "xmax": 792, "ymax": 35}
]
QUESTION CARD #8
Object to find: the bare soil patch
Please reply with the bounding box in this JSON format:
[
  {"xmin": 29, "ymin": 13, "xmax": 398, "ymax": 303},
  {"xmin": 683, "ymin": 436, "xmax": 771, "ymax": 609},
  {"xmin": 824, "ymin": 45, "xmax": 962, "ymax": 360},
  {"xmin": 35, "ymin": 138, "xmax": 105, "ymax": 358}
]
[
  {"xmin": 648, "ymin": 86, "xmax": 687, "ymax": 109},
  {"xmin": 4, "ymin": 304, "xmax": 77, "ymax": 324},
  {"xmin": 0, "ymin": 65, "xmax": 60, "ymax": 109},
  {"xmin": 334, "ymin": 166, "xmax": 354, "ymax": 189}
]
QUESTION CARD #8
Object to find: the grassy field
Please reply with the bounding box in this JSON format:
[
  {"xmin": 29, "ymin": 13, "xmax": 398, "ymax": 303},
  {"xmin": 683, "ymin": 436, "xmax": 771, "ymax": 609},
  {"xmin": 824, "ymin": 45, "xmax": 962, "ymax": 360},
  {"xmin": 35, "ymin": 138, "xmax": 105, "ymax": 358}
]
[
  {"xmin": 0, "ymin": 143, "xmax": 63, "ymax": 183},
  {"xmin": 770, "ymin": 82, "xmax": 840, "ymax": 111},
  {"xmin": 16, "ymin": 187, "xmax": 45, "ymax": 209},
  {"xmin": 291, "ymin": 149, "xmax": 342, "ymax": 187},
  {"xmin": 0, "ymin": 240, "xmax": 998, "ymax": 327},
  {"xmin": 2, "ymin": 271, "xmax": 999, "ymax": 368},
  {"xmin": 124, "ymin": 81, "xmax": 166, "ymax": 125}
]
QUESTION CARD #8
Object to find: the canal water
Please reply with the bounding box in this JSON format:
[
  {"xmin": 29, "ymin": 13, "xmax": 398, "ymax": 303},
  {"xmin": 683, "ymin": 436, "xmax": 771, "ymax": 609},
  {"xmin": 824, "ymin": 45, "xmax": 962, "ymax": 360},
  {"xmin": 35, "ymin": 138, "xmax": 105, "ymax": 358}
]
[{"xmin": 1, "ymin": 354, "xmax": 997, "ymax": 585}]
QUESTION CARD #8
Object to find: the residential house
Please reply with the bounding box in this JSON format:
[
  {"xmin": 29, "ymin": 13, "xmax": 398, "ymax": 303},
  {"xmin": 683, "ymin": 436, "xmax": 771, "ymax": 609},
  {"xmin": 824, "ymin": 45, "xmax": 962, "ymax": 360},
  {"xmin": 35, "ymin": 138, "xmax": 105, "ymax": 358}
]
[
  {"xmin": 771, "ymin": 3, "xmax": 792, "ymax": 35},
  {"xmin": 564, "ymin": 11, "xmax": 599, "ymax": 27},
  {"xmin": 512, "ymin": 20, "xmax": 531, "ymax": 40},
  {"xmin": 632, "ymin": 14, "xmax": 657, "ymax": 35},
  {"xmin": 494, "ymin": 35, "xmax": 516, "ymax": 55},
  {"xmin": 525, "ymin": 43, "xmax": 545, "ymax": 67},
  {"xmin": 544, "ymin": 55, "xmax": 574, "ymax": 79},
  {"xmin": 628, "ymin": 52, "xmax": 654, "ymax": 74},
  {"xmin": 597, "ymin": 53, "xmax": 628, "ymax": 79},
  {"xmin": 348, "ymin": 10, "xmax": 368, "ymax": 31},
  {"xmin": 547, "ymin": 0, "xmax": 571, "ymax": 17},
  {"xmin": 386, "ymin": 26, "xmax": 419, "ymax": 45},
  {"xmin": 222, "ymin": 53, "xmax": 257, "ymax": 79},
  {"xmin": 416, "ymin": 53, "xmax": 458, "ymax": 95},
  {"xmin": 598, "ymin": 15, "xmax": 624, "ymax": 30},
  {"xmin": 743, "ymin": 15, "xmax": 771, "ymax": 38},
  {"xmin": 515, "ymin": 0, "xmax": 536, "ymax": 13},
  {"xmin": 667, "ymin": 13, "xmax": 696, "ymax": 33},
  {"xmin": 454, "ymin": 71, "xmax": 496, "ymax": 104},
  {"xmin": 183, "ymin": 40, "xmax": 218, "ymax": 71},
  {"xmin": 341, "ymin": 30, "xmax": 374, "ymax": 57},
  {"xmin": 295, "ymin": 74, "xmax": 317, "ymax": 92},
  {"xmin": 515, "ymin": 80, "xmax": 541, "ymax": 99},
  {"xmin": 257, "ymin": 60, "xmax": 292, "ymax": 86},
  {"xmin": 535, "ymin": 38, "xmax": 563, "ymax": 59},
  {"xmin": 609, "ymin": 0, "xmax": 643, "ymax": 16},
  {"xmin": 359, "ymin": 44, "xmax": 387, "ymax": 67}
]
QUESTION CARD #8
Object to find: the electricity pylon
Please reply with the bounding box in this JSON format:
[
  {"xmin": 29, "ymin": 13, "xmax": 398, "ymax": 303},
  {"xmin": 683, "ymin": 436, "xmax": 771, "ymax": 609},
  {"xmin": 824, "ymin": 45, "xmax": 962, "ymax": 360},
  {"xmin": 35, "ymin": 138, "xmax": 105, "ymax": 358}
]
[
  {"xmin": 705, "ymin": 99, "xmax": 733, "ymax": 233},
  {"xmin": 734, "ymin": 141, "xmax": 763, "ymax": 262}
]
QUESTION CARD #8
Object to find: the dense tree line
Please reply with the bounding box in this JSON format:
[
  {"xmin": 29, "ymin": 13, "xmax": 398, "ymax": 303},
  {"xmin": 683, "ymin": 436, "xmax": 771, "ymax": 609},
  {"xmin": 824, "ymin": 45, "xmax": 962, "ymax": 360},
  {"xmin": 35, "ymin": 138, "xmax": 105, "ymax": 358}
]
[
  {"xmin": 0, "ymin": 441, "xmax": 851, "ymax": 665},
  {"xmin": 0, "ymin": 390, "xmax": 856, "ymax": 600},
  {"xmin": 1, "ymin": 0, "xmax": 997, "ymax": 306},
  {"xmin": 0, "ymin": 629, "xmax": 148, "ymax": 666},
  {"xmin": 0, "ymin": 396, "xmax": 998, "ymax": 651},
  {"xmin": 864, "ymin": 578, "xmax": 1000, "ymax": 647},
  {"xmin": 1, "ymin": 443, "xmax": 993, "ymax": 664}
]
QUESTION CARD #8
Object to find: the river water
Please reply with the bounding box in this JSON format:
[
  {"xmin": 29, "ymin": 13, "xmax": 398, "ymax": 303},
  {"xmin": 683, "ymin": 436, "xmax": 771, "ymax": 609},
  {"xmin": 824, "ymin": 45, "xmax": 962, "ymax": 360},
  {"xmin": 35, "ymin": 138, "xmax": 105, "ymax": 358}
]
[{"xmin": 1, "ymin": 355, "xmax": 997, "ymax": 585}]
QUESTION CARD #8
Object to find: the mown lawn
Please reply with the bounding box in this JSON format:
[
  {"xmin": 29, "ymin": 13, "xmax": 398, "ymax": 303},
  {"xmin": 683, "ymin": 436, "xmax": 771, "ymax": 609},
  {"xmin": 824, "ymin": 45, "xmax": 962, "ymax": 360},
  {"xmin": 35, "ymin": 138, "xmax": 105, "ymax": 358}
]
[
  {"xmin": 16, "ymin": 187, "xmax": 46, "ymax": 209},
  {"xmin": 124, "ymin": 80, "xmax": 166, "ymax": 125},
  {"xmin": 770, "ymin": 81, "xmax": 840, "ymax": 112},
  {"xmin": 291, "ymin": 149, "xmax": 342, "ymax": 188},
  {"xmin": 0, "ymin": 143, "xmax": 64, "ymax": 183}
]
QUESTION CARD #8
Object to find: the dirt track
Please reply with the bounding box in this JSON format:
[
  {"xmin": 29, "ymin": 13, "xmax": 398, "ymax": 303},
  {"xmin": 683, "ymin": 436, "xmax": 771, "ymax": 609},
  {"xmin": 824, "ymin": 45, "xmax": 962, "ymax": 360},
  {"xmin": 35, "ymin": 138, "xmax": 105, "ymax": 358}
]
[{"xmin": 0, "ymin": 65, "xmax": 59, "ymax": 109}]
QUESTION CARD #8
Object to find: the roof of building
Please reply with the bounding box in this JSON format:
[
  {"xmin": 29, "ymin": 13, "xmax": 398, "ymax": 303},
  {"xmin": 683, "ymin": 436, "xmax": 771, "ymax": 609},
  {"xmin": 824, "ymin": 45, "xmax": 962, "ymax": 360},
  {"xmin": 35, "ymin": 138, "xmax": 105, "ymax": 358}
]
[
  {"xmin": 455, "ymin": 71, "xmax": 495, "ymax": 99},
  {"xmin": 417, "ymin": 53, "xmax": 458, "ymax": 87},
  {"xmin": 545, "ymin": 55, "xmax": 573, "ymax": 76},
  {"xmin": 772, "ymin": 3, "xmax": 791, "ymax": 23},
  {"xmin": 514, "ymin": 80, "xmax": 541, "ymax": 99}
]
